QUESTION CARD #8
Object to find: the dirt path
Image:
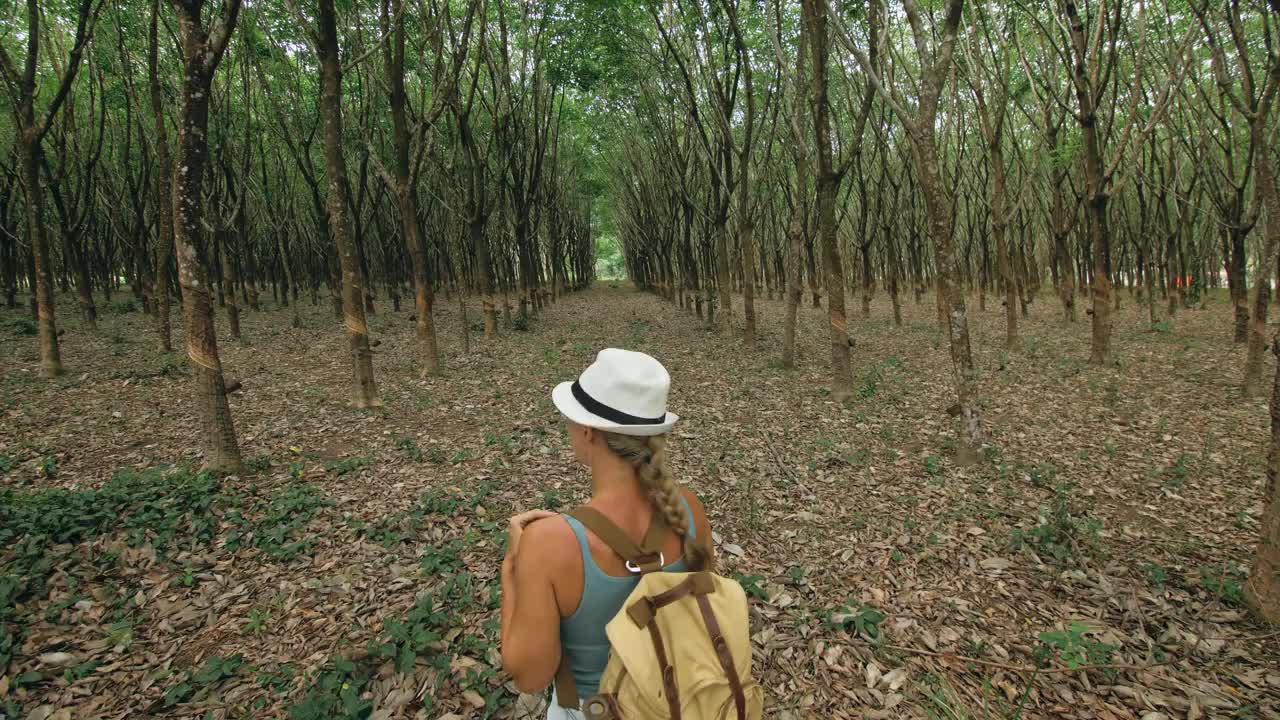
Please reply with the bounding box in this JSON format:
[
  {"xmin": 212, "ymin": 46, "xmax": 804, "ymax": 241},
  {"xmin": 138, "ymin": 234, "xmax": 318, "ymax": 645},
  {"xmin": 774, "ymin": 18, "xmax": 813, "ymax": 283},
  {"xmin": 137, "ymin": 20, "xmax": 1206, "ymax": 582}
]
[{"xmin": 1, "ymin": 286, "xmax": 1276, "ymax": 719}]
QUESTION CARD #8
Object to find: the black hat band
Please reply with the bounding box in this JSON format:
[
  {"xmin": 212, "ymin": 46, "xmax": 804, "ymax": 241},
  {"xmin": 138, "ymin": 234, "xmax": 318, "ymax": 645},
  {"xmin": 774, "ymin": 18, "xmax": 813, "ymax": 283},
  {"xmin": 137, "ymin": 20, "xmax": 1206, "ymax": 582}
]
[{"xmin": 571, "ymin": 380, "xmax": 666, "ymax": 426}]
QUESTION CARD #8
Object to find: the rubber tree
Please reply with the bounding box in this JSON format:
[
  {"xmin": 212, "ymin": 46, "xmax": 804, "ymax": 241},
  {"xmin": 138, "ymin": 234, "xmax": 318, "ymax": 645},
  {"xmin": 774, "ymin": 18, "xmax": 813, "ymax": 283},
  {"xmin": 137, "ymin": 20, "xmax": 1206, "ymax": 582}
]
[
  {"xmin": 168, "ymin": 0, "xmax": 246, "ymax": 472},
  {"xmin": 0, "ymin": 0, "xmax": 101, "ymax": 377}
]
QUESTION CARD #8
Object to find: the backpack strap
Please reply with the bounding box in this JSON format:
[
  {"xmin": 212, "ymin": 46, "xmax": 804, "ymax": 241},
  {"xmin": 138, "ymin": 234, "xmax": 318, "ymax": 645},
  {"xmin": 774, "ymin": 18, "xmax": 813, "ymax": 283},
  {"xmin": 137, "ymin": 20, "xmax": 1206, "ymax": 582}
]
[
  {"xmin": 567, "ymin": 506, "xmax": 668, "ymax": 574},
  {"xmin": 695, "ymin": 593, "xmax": 747, "ymax": 720},
  {"xmin": 645, "ymin": 613, "xmax": 683, "ymax": 720},
  {"xmin": 554, "ymin": 655, "xmax": 580, "ymax": 710},
  {"xmin": 625, "ymin": 572, "xmax": 715, "ymax": 627},
  {"xmin": 554, "ymin": 506, "xmax": 669, "ymax": 710}
]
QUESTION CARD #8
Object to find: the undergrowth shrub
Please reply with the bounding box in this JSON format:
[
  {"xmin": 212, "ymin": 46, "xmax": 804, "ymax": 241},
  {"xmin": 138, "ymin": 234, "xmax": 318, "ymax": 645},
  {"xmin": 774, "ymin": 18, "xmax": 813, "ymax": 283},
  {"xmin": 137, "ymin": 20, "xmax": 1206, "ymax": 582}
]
[
  {"xmin": 108, "ymin": 298, "xmax": 137, "ymax": 315},
  {"xmin": 289, "ymin": 570, "xmax": 510, "ymax": 719},
  {"xmin": 6, "ymin": 316, "xmax": 35, "ymax": 336},
  {"xmin": 1036, "ymin": 621, "xmax": 1116, "ymax": 671},
  {"xmin": 1009, "ymin": 482, "xmax": 1102, "ymax": 566},
  {"xmin": 0, "ymin": 466, "xmax": 331, "ymax": 678}
]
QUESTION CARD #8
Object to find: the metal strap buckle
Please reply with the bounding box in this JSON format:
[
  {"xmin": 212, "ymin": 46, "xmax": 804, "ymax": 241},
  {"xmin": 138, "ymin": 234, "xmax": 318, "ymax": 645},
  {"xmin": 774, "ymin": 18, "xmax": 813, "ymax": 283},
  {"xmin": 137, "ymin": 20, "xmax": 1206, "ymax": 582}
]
[{"xmin": 625, "ymin": 552, "xmax": 665, "ymax": 574}]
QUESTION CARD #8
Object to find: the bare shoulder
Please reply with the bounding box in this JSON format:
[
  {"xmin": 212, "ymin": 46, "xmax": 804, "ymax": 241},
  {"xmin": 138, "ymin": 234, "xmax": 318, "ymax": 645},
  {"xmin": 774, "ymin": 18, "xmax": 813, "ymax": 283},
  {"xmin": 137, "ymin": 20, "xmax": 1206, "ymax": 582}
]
[
  {"xmin": 520, "ymin": 514, "xmax": 577, "ymax": 550},
  {"xmin": 678, "ymin": 487, "xmax": 713, "ymax": 541},
  {"xmin": 678, "ymin": 486, "xmax": 707, "ymax": 516},
  {"xmin": 515, "ymin": 514, "xmax": 578, "ymax": 569},
  {"xmin": 513, "ymin": 514, "xmax": 582, "ymax": 617}
]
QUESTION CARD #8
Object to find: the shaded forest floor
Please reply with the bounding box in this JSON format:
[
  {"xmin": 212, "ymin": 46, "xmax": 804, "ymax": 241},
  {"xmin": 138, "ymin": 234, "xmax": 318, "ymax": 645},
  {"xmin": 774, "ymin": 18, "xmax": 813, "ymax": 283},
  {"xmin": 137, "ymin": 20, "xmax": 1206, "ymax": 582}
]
[{"xmin": 1, "ymin": 284, "xmax": 1277, "ymax": 720}]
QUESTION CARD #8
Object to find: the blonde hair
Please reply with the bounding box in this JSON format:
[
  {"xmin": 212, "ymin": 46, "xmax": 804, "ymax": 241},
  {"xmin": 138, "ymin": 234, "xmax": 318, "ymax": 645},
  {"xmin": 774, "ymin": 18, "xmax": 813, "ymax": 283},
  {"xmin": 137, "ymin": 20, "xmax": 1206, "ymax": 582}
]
[{"xmin": 600, "ymin": 432, "xmax": 711, "ymax": 571}]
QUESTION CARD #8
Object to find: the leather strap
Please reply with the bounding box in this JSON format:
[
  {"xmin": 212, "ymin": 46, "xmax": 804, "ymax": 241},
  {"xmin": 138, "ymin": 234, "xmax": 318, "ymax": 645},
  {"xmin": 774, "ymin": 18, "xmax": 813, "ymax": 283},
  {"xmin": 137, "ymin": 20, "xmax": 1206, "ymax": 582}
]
[
  {"xmin": 626, "ymin": 572, "xmax": 716, "ymax": 627},
  {"xmin": 647, "ymin": 620, "xmax": 682, "ymax": 719},
  {"xmin": 568, "ymin": 506, "xmax": 668, "ymax": 574},
  {"xmin": 556, "ymin": 506, "xmax": 670, "ymax": 709},
  {"xmin": 695, "ymin": 594, "xmax": 747, "ymax": 720},
  {"xmin": 639, "ymin": 508, "xmax": 669, "ymax": 555},
  {"xmin": 554, "ymin": 652, "xmax": 580, "ymax": 710}
]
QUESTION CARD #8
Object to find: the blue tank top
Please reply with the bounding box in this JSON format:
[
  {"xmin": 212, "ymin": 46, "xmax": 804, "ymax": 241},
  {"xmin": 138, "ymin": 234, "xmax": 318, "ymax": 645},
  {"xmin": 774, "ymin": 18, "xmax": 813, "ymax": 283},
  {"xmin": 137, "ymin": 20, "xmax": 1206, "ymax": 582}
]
[{"xmin": 559, "ymin": 498, "xmax": 695, "ymax": 701}]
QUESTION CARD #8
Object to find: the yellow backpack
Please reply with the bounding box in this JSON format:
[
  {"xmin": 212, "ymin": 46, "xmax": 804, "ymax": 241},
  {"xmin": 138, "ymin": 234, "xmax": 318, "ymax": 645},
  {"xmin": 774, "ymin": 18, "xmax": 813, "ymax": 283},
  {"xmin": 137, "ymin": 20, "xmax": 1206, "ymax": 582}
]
[{"xmin": 554, "ymin": 507, "xmax": 764, "ymax": 720}]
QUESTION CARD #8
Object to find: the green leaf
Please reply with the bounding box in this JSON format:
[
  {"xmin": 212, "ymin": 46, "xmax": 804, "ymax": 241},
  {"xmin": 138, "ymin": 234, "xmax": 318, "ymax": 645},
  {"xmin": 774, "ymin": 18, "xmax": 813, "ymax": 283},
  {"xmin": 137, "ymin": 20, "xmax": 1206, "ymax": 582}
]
[
  {"xmin": 1039, "ymin": 630, "xmax": 1069, "ymax": 647},
  {"xmin": 164, "ymin": 681, "xmax": 193, "ymax": 706},
  {"xmin": 339, "ymin": 684, "xmax": 371, "ymax": 716},
  {"xmin": 396, "ymin": 643, "xmax": 415, "ymax": 673}
]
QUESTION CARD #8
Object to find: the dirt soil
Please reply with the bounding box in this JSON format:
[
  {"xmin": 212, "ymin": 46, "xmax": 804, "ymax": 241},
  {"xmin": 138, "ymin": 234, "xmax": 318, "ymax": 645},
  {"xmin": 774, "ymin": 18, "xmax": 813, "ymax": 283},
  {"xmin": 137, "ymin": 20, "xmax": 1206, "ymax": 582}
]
[{"xmin": 1, "ymin": 285, "xmax": 1277, "ymax": 719}]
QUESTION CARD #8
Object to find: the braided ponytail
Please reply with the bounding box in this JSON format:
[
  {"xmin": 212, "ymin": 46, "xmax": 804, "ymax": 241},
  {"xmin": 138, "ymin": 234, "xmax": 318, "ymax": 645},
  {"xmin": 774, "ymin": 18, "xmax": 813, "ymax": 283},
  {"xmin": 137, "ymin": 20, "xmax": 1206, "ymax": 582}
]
[{"xmin": 602, "ymin": 432, "xmax": 710, "ymax": 571}]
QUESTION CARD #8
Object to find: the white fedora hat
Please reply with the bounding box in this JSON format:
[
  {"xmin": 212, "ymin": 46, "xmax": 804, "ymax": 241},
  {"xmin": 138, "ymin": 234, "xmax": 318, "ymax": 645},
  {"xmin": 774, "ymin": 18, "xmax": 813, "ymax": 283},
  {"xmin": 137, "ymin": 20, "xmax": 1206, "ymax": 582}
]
[{"xmin": 552, "ymin": 349, "xmax": 678, "ymax": 436}]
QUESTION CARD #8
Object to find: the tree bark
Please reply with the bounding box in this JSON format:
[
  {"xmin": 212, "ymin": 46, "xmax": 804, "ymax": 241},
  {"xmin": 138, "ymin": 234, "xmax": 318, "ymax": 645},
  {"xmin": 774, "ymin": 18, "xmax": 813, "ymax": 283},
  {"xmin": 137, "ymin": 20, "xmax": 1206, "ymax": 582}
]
[
  {"xmin": 1063, "ymin": 0, "xmax": 1113, "ymax": 364},
  {"xmin": 168, "ymin": 0, "xmax": 245, "ymax": 473},
  {"xmin": 780, "ymin": 30, "xmax": 809, "ymax": 369},
  {"xmin": 217, "ymin": 229, "xmax": 240, "ymax": 339},
  {"xmin": 916, "ymin": 126, "xmax": 982, "ymax": 456},
  {"xmin": 990, "ymin": 143, "xmax": 1017, "ymax": 350},
  {"xmin": 782, "ymin": 206, "xmax": 804, "ymax": 368},
  {"xmin": 1248, "ymin": 336, "xmax": 1280, "ymax": 622},
  {"xmin": 725, "ymin": 0, "xmax": 757, "ymax": 350},
  {"xmin": 383, "ymin": 0, "xmax": 439, "ymax": 375},
  {"xmin": 2, "ymin": 0, "xmax": 96, "ymax": 377},
  {"xmin": 802, "ymin": 0, "xmax": 852, "ymax": 398},
  {"xmin": 317, "ymin": 0, "xmax": 380, "ymax": 407},
  {"xmin": 16, "ymin": 135, "xmax": 61, "ymax": 377},
  {"xmin": 1244, "ymin": 130, "xmax": 1279, "ymax": 397},
  {"xmin": 1227, "ymin": 228, "xmax": 1249, "ymax": 343},
  {"xmin": 739, "ymin": 201, "xmax": 758, "ymax": 349},
  {"xmin": 474, "ymin": 218, "xmax": 497, "ymax": 336}
]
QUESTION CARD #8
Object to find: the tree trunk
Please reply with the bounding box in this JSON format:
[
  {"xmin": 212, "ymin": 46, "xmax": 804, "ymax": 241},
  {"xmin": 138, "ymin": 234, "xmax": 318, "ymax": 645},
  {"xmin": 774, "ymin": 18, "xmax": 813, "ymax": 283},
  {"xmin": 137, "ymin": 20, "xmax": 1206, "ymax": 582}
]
[
  {"xmin": 474, "ymin": 218, "xmax": 497, "ymax": 337},
  {"xmin": 1248, "ymin": 336, "xmax": 1280, "ymax": 622},
  {"xmin": 1060, "ymin": 0, "xmax": 1114, "ymax": 360},
  {"xmin": 990, "ymin": 144, "xmax": 1017, "ymax": 350},
  {"xmin": 740, "ymin": 208, "xmax": 757, "ymax": 349},
  {"xmin": 458, "ymin": 293, "xmax": 471, "ymax": 353},
  {"xmin": 384, "ymin": 0, "xmax": 439, "ymax": 375},
  {"xmin": 9, "ymin": 0, "xmax": 98, "ymax": 375},
  {"xmin": 72, "ymin": 240, "xmax": 97, "ymax": 330},
  {"xmin": 890, "ymin": 279, "xmax": 902, "ymax": 326},
  {"xmin": 401, "ymin": 187, "xmax": 439, "ymax": 373},
  {"xmin": 218, "ymin": 230, "xmax": 240, "ymax": 339},
  {"xmin": 860, "ymin": 244, "xmax": 872, "ymax": 320},
  {"xmin": 915, "ymin": 125, "xmax": 982, "ymax": 456},
  {"xmin": 1228, "ymin": 229, "xmax": 1249, "ymax": 343},
  {"xmin": 17, "ymin": 135, "xmax": 63, "ymax": 377},
  {"xmin": 1145, "ymin": 256, "xmax": 1158, "ymax": 326},
  {"xmin": 806, "ymin": 236, "xmax": 820, "ymax": 308},
  {"xmin": 169, "ymin": 5, "xmax": 243, "ymax": 473},
  {"xmin": 714, "ymin": 218, "xmax": 732, "ymax": 330},
  {"xmin": 25, "ymin": 246, "xmax": 37, "ymax": 318},
  {"xmin": 782, "ymin": 198, "xmax": 804, "ymax": 369},
  {"xmin": 803, "ymin": 0, "xmax": 852, "ymax": 399},
  {"xmin": 317, "ymin": 0, "xmax": 380, "ymax": 407},
  {"xmin": 278, "ymin": 226, "xmax": 301, "ymax": 328},
  {"xmin": 1244, "ymin": 131, "xmax": 1279, "ymax": 397}
]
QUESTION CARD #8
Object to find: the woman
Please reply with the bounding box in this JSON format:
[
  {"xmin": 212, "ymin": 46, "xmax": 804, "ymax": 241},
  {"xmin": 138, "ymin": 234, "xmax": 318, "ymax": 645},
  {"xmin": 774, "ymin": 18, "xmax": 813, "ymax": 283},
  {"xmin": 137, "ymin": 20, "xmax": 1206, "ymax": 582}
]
[{"xmin": 500, "ymin": 348, "xmax": 713, "ymax": 718}]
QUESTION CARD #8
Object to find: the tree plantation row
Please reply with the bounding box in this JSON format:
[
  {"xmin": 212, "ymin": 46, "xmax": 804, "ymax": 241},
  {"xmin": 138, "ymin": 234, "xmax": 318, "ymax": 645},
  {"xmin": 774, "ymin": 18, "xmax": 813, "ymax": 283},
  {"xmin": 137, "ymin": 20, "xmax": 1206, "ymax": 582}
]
[
  {"xmin": 3, "ymin": 0, "xmax": 602, "ymax": 472},
  {"xmin": 3, "ymin": 1, "xmax": 1280, "ymax": 619},
  {"xmin": 613, "ymin": 0, "xmax": 1279, "ymax": 449}
]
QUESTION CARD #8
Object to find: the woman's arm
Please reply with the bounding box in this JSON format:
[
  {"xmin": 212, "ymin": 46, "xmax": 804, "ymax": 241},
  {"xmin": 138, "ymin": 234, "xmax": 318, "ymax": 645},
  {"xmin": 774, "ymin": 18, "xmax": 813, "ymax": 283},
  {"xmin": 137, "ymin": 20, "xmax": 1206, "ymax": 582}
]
[{"xmin": 500, "ymin": 516, "xmax": 573, "ymax": 692}]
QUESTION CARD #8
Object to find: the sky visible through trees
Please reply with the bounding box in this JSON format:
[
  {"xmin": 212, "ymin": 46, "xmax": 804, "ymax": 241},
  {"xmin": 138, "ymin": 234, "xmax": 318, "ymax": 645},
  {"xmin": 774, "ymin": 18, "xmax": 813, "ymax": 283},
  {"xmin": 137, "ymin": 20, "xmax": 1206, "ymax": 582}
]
[{"xmin": 2, "ymin": 0, "xmax": 1280, "ymax": 718}]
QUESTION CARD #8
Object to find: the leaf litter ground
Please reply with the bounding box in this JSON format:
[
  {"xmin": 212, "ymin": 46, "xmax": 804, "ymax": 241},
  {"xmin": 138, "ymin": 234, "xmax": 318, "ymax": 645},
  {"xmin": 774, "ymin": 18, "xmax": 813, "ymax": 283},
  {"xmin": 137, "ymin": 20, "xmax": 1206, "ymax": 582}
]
[{"xmin": 0, "ymin": 286, "xmax": 1277, "ymax": 719}]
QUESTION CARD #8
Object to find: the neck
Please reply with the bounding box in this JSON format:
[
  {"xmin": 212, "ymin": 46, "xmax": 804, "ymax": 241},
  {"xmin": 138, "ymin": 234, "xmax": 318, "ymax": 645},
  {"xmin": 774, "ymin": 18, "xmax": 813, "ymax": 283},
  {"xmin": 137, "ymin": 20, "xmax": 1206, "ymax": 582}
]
[{"xmin": 589, "ymin": 456, "xmax": 644, "ymax": 503}]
